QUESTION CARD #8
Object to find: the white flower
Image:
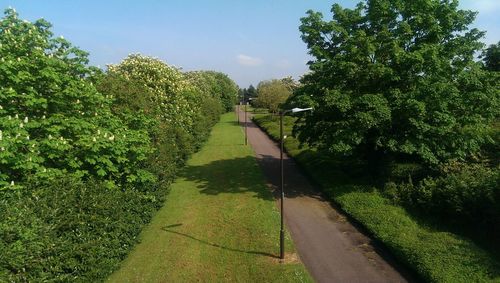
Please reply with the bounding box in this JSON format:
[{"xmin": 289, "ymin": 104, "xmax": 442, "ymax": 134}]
[
  {"xmin": 43, "ymin": 168, "xmax": 47, "ymax": 173},
  {"xmin": 108, "ymin": 135, "xmax": 114, "ymax": 141},
  {"xmin": 19, "ymin": 123, "xmax": 23, "ymax": 128},
  {"xmin": 15, "ymin": 114, "xmax": 18, "ymax": 119},
  {"xmin": 48, "ymin": 134, "xmax": 53, "ymax": 139},
  {"xmin": 10, "ymin": 181, "xmax": 14, "ymax": 186},
  {"xmin": 92, "ymin": 137, "xmax": 96, "ymax": 142},
  {"xmin": 97, "ymin": 130, "xmax": 101, "ymax": 135},
  {"xmin": 0, "ymin": 105, "xmax": 3, "ymax": 109},
  {"xmin": 26, "ymin": 135, "xmax": 29, "ymax": 140},
  {"xmin": 0, "ymin": 130, "xmax": 2, "ymax": 140},
  {"xmin": 42, "ymin": 115, "xmax": 46, "ymax": 119},
  {"xmin": 76, "ymin": 99, "xmax": 80, "ymax": 104},
  {"xmin": 8, "ymin": 115, "xmax": 11, "ymax": 120},
  {"xmin": 60, "ymin": 137, "xmax": 64, "ymax": 140},
  {"xmin": 104, "ymin": 133, "xmax": 108, "ymax": 138},
  {"xmin": 24, "ymin": 116, "xmax": 28, "ymax": 123},
  {"xmin": 0, "ymin": 147, "xmax": 4, "ymax": 151}
]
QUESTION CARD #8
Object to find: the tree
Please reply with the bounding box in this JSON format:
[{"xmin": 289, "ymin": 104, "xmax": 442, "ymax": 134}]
[
  {"xmin": 246, "ymin": 84, "xmax": 257, "ymax": 98},
  {"xmin": 185, "ymin": 70, "xmax": 238, "ymax": 112},
  {"xmin": 483, "ymin": 41, "xmax": 500, "ymax": 71},
  {"xmin": 211, "ymin": 72, "xmax": 239, "ymax": 112},
  {"xmin": 255, "ymin": 79, "xmax": 292, "ymax": 114},
  {"xmin": 280, "ymin": 76, "xmax": 299, "ymax": 91},
  {"xmin": 0, "ymin": 8, "xmax": 153, "ymax": 188},
  {"xmin": 293, "ymin": 0, "xmax": 499, "ymax": 166}
]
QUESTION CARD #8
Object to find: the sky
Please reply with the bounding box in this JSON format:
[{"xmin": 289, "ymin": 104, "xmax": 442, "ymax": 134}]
[{"xmin": 1, "ymin": 1, "xmax": 499, "ymax": 88}]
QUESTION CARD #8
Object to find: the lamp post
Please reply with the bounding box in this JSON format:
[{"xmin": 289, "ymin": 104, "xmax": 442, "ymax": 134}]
[
  {"xmin": 237, "ymin": 102, "xmax": 240, "ymax": 124},
  {"xmin": 244, "ymin": 102, "xmax": 248, "ymax": 145},
  {"xmin": 279, "ymin": 107, "xmax": 312, "ymax": 260}
]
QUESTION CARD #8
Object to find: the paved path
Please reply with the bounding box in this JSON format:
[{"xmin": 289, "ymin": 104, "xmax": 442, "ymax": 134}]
[{"xmin": 238, "ymin": 109, "xmax": 414, "ymax": 283}]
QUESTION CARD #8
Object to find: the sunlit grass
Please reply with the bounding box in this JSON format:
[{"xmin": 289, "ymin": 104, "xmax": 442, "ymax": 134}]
[{"xmin": 107, "ymin": 113, "xmax": 312, "ymax": 282}]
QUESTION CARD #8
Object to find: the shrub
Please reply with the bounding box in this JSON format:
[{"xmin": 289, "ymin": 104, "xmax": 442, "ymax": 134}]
[
  {"xmin": 0, "ymin": 176, "xmax": 168, "ymax": 282},
  {"xmin": 386, "ymin": 164, "xmax": 500, "ymax": 232}
]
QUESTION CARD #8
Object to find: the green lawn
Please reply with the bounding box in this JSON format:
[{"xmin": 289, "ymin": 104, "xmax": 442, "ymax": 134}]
[
  {"xmin": 253, "ymin": 114, "xmax": 500, "ymax": 283},
  {"xmin": 107, "ymin": 113, "xmax": 312, "ymax": 282}
]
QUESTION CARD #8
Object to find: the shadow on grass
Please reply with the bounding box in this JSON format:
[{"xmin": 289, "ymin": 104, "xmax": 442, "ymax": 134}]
[
  {"xmin": 162, "ymin": 224, "xmax": 278, "ymax": 259},
  {"xmin": 180, "ymin": 156, "xmax": 275, "ymax": 201}
]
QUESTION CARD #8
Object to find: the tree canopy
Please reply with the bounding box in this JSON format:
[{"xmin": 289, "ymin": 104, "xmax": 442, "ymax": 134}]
[
  {"xmin": 483, "ymin": 41, "xmax": 500, "ymax": 72},
  {"xmin": 0, "ymin": 8, "xmax": 153, "ymax": 188},
  {"xmin": 293, "ymin": 0, "xmax": 499, "ymax": 165},
  {"xmin": 255, "ymin": 79, "xmax": 293, "ymax": 114}
]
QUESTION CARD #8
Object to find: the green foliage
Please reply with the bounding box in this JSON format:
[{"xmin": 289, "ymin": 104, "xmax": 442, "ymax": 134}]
[
  {"xmin": 255, "ymin": 79, "xmax": 293, "ymax": 114},
  {"xmin": 102, "ymin": 63, "xmax": 227, "ymax": 174},
  {"xmin": 0, "ymin": 8, "xmax": 153, "ymax": 189},
  {"xmin": 185, "ymin": 70, "xmax": 239, "ymax": 112},
  {"xmin": 385, "ymin": 163, "xmax": 500, "ymax": 235},
  {"xmin": 0, "ymin": 8, "xmax": 236, "ymax": 282},
  {"xmin": 483, "ymin": 41, "xmax": 500, "ymax": 71},
  {"xmin": 294, "ymin": 0, "xmax": 499, "ymax": 166},
  {"xmin": 0, "ymin": 176, "xmax": 168, "ymax": 282},
  {"xmin": 107, "ymin": 54, "xmax": 196, "ymax": 131}
]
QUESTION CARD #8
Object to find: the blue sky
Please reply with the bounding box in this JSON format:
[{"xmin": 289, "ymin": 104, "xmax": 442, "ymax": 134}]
[{"xmin": 1, "ymin": 1, "xmax": 499, "ymax": 87}]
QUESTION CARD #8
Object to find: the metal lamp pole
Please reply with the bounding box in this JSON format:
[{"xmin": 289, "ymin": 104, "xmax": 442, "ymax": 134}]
[
  {"xmin": 245, "ymin": 101, "xmax": 248, "ymax": 145},
  {"xmin": 279, "ymin": 107, "xmax": 312, "ymax": 261}
]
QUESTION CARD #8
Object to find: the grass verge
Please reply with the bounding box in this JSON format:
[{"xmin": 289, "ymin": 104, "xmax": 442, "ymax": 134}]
[
  {"xmin": 253, "ymin": 114, "xmax": 500, "ymax": 283},
  {"xmin": 107, "ymin": 113, "xmax": 312, "ymax": 282}
]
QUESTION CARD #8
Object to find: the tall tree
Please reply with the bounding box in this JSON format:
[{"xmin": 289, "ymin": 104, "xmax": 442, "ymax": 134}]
[
  {"xmin": 246, "ymin": 84, "xmax": 257, "ymax": 98},
  {"xmin": 293, "ymin": 0, "xmax": 499, "ymax": 166},
  {"xmin": 255, "ymin": 79, "xmax": 292, "ymax": 114},
  {"xmin": 483, "ymin": 41, "xmax": 500, "ymax": 71}
]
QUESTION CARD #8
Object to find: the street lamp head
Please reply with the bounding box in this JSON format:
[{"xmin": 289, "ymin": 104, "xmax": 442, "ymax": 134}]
[{"xmin": 291, "ymin": 107, "xmax": 313, "ymax": 113}]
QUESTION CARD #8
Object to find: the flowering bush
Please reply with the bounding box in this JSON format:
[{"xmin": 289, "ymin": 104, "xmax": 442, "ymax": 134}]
[
  {"xmin": 0, "ymin": 7, "xmax": 239, "ymax": 282},
  {"xmin": 107, "ymin": 54, "xmax": 198, "ymax": 132},
  {"xmin": 0, "ymin": 8, "xmax": 154, "ymax": 189}
]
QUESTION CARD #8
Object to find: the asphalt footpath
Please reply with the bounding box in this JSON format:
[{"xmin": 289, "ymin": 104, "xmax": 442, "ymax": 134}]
[{"xmin": 237, "ymin": 108, "xmax": 415, "ymax": 283}]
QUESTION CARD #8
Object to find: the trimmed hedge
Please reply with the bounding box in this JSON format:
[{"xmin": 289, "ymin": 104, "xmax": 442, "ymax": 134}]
[{"xmin": 0, "ymin": 177, "xmax": 168, "ymax": 282}]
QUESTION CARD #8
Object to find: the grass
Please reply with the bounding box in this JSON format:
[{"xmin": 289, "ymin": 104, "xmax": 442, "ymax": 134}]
[
  {"xmin": 253, "ymin": 114, "xmax": 500, "ymax": 283},
  {"xmin": 107, "ymin": 113, "xmax": 312, "ymax": 283}
]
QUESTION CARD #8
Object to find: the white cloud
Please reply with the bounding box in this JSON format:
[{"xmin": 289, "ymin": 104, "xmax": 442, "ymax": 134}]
[{"xmin": 237, "ymin": 54, "xmax": 263, "ymax": 66}]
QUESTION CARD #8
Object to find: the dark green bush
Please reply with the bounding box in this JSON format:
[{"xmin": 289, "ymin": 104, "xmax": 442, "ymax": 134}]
[
  {"xmin": 386, "ymin": 164, "xmax": 500, "ymax": 233},
  {"xmin": 0, "ymin": 176, "xmax": 168, "ymax": 282}
]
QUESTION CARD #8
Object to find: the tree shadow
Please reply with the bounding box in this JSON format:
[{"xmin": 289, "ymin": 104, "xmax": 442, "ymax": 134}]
[
  {"xmin": 180, "ymin": 156, "xmax": 275, "ymax": 201},
  {"xmin": 161, "ymin": 223, "xmax": 278, "ymax": 259}
]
